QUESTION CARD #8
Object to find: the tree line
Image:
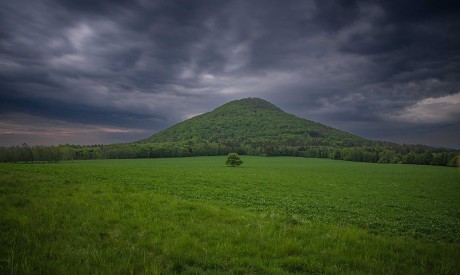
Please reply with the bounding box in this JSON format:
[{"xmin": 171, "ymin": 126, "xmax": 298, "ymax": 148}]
[{"xmin": 0, "ymin": 142, "xmax": 458, "ymax": 167}]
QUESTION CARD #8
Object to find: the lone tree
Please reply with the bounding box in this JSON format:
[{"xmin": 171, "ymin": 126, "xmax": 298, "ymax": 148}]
[{"xmin": 226, "ymin": 153, "xmax": 243, "ymax": 167}]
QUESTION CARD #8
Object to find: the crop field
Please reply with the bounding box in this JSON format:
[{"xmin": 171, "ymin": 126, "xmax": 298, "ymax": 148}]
[{"xmin": 1, "ymin": 156, "xmax": 459, "ymax": 274}]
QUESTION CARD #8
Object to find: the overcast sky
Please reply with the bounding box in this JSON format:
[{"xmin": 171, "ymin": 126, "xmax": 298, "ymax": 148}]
[{"xmin": 1, "ymin": 0, "xmax": 459, "ymax": 146}]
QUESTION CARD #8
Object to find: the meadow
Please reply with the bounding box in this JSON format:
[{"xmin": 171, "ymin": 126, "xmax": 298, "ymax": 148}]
[{"xmin": 1, "ymin": 156, "xmax": 459, "ymax": 274}]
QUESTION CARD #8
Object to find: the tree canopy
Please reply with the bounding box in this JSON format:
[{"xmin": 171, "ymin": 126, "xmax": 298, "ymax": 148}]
[{"xmin": 226, "ymin": 153, "xmax": 243, "ymax": 167}]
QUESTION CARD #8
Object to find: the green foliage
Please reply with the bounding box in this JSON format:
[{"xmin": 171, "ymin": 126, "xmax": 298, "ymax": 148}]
[
  {"xmin": 0, "ymin": 141, "xmax": 457, "ymax": 167},
  {"xmin": 226, "ymin": 153, "xmax": 243, "ymax": 167},
  {"xmin": 133, "ymin": 97, "xmax": 457, "ymax": 167},
  {"xmin": 1, "ymin": 157, "xmax": 459, "ymax": 273},
  {"xmin": 140, "ymin": 98, "xmax": 370, "ymax": 148},
  {"xmin": 0, "ymin": 98, "xmax": 458, "ymax": 167}
]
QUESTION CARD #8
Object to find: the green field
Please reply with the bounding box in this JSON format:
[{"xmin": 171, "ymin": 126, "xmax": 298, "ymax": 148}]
[{"xmin": 1, "ymin": 157, "xmax": 459, "ymax": 274}]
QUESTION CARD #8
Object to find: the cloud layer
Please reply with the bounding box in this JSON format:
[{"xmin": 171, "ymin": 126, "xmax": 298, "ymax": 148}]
[{"xmin": 1, "ymin": 0, "xmax": 459, "ymax": 146}]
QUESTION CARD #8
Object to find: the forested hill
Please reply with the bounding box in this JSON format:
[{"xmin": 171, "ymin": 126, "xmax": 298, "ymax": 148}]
[
  {"xmin": 126, "ymin": 97, "xmax": 456, "ymax": 166},
  {"xmin": 140, "ymin": 97, "xmax": 375, "ymax": 148},
  {"xmin": 0, "ymin": 98, "xmax": 458, "ymax": 166}
]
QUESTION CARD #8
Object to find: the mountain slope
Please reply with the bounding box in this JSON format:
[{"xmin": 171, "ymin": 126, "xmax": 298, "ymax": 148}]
[
  {"xmin": 140, "ymin": 97, "xmax": 375, "ymax": 148},
  {"xmin": 129, "ymin": 98, "xmax": 457, "ymax": 166},
  {"xmin": 1, "ymin": 98, "xmax": 457, "ymax": 166}
]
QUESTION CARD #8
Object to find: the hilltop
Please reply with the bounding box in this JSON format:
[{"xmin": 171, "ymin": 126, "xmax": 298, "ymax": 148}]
[
  {"xmin": 130, "ymin": 97, "xmax": 456, "ymax": 165},
  {"xmin": 1, "ymin": 98, "xmax": 457, "ymax": 166},
  {"xmin": 140, "ymin": 97, "xmax": 375, "ymax": 148}
]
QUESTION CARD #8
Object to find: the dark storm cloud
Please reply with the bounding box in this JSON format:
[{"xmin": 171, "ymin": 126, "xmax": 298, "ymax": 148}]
[{"xmin": 0, "ymin": 0, "xmax": 459, "ymax": 146}]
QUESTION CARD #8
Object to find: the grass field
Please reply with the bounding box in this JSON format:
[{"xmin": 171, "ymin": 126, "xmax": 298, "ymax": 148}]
[{"xmin": 1, "ymin": 156, "xmax": 459, "ymax": 274}]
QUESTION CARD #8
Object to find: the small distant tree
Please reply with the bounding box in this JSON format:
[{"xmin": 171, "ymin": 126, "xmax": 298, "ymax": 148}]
[{"xmin": 226, "ymin": 153, "xmax": 243, "ymax": 167}]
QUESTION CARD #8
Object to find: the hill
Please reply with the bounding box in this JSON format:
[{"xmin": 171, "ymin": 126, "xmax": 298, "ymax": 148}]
[
  {"xmin": 0, "ymin": 98, "xmax": 457, "ymax": 166},
  {"xmin": 140, "ymin": 97, "xmax": 376, "ymax": 148},
  {"xmin": 132, "ymin": 97, "xmax": 456, "ymax": 165}
]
